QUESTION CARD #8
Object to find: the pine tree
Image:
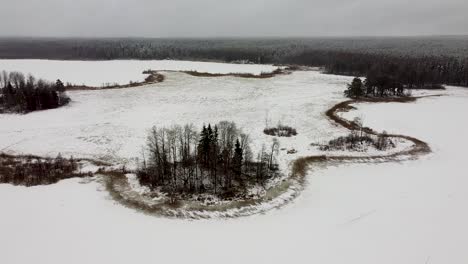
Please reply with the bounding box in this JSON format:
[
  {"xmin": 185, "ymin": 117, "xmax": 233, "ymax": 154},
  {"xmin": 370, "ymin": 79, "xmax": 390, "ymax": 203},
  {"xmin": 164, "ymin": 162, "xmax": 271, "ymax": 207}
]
[
  {"xmin": 233, "ymin": 139, "xmax": 243, "ymax": 177},
  {"xmin": 344, "ymin": 77, "xmax": 364, "ymax": 98},
  {"xmin": 207, "ymin": 124, "xmax": 213, "ymax": 143},
  {"xmin": 198, "ymin": 125, "xmax": 209, "ymax": 166},
  {"xmin": 55, "ymin": 79, "xmax": 65, "ymax": 92}
]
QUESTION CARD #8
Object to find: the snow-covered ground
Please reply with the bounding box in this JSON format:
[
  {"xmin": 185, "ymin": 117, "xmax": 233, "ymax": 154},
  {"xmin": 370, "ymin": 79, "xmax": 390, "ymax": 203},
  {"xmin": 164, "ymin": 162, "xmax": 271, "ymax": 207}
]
[
  {"xmin": 0, "ymin": 67, "xmax": 354, "ymax": 169},
  {"xmin": 0, "ymin": 59, "xmax": 281, "ymax": 87},
  {"xmin": 0, "ymin": 60, "xmax": 467, "ymax": 263}
]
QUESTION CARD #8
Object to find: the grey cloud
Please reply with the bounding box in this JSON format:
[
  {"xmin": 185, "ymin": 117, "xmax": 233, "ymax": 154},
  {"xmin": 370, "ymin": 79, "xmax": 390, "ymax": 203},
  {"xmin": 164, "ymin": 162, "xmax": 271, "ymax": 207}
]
[{"xmin": 0, "ymin": 0, "xmax": 467, "ymax": 37}]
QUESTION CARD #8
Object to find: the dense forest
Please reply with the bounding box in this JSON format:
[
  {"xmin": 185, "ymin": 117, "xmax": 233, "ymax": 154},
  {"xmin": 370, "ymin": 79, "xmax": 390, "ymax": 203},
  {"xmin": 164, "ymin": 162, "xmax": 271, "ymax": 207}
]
[
  {"xmin": 137, "ymin": 121, "xmax": 279, "ymax": 199},
  {"xmin": 1, "ymin": 37, "xmax": 468, "ymax": 88},
  {"xmin": 0, "ymin": 71, "xmax": 70, "ymax": 113}
]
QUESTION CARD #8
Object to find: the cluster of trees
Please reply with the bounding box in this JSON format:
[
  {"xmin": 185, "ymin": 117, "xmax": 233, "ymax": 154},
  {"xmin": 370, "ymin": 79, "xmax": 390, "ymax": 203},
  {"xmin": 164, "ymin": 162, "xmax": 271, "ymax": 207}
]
[
  {"xmin": 320, "ymin": 118, "xmax": 394, "ymax": 151},
  {"xmin": 320, "ymin": 131, "xmax": 394, "ymax": 151},
  {"xmin": 0, "ymin": 71, "xmax": 70, "ymax": 112},
  {"xmin": 1, "ymin": 38, "xmax": 467, "ymax": 88},
  {"xmin": 264, "ymin": 125, "xmax": 297, "ymax": 137},
  {"xmin": 344, "ymin": 74, "xmax": 422, "ymax": 98},
  {"xmin": 0, "ymin": 154, "xmax": 80, "ymax": 186},
  {"xmin": 137, "ymin": 121, "xmax": 280, "ymax": 198},
  {"xmin": 343, "ymin": 50, "xmax": 467, "ymax": 97},
  {"xmin": 344, "ymin": 77, "xmax": 408, "ymax": 98}
]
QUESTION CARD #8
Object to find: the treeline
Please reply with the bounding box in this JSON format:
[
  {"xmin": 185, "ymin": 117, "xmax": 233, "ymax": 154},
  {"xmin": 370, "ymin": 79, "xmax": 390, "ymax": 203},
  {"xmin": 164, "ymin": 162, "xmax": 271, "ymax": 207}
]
[
  {"xmin": 2, "ymin": 37, "xmax": 468, "ymax": 60},
  {"xmin": 0, "ymin": 154, "xmax": 81, "ymax": 186},
  {"xmin": 324, "ymin": 52, "xmax": 468, "ymax": 88},
  {"xmin": 1, "ymin": 37, "xmax": 467, "ymax": 88},
  {"xmin": 137, "ymin": 121, "xmax": 279, "ymax": 198},
  {"xmin": 0, "ymin": 71, "xmax": 70, "ymax": 112}
]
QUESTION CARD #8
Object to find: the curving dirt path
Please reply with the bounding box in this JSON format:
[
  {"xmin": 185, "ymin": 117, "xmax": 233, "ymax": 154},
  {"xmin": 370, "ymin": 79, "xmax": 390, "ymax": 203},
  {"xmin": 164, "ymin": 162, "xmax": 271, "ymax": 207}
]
[
  {"xmin": 65, "ymin": 71, "xmax": 165, "ymax": 91},
  {"xmin": 180, "ymin": 67, "xmax": 291, "ymax": 78},
  {"xmin": 291, "ymin": 95, "xmax": 440, "ymax": 180},
  {"xmin": 64, "ymin": 67, "xmax": 290, "ymax": 91},
  {"xmin": 0, "ymin": 93, "xmax": 442, "ymax": 218},
  {"xmin": 102, "ymin": 94, "xmax": 441, "ymax": 219}
]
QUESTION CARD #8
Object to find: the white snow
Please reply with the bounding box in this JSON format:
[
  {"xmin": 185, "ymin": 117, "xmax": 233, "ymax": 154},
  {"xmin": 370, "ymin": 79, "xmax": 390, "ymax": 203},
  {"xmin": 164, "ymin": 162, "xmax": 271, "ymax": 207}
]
[
  {"xmin": 0, "ymin": 67, "xmax": 352, "ymax": 169},
  {"xmin": 0, "ymin": 60, "xmax": 467, "ymax": 263},
  {"xmin": 0, "ymin": 59, "xmax": 281, "ymax": 87}
]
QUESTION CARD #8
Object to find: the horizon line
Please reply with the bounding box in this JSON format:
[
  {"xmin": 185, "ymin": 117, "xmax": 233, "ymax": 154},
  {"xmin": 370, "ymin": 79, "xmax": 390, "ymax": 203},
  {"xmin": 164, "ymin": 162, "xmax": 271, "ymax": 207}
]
[{"xmin": 1, "ymin": 34, "xmax": 468, "ymax": 40}]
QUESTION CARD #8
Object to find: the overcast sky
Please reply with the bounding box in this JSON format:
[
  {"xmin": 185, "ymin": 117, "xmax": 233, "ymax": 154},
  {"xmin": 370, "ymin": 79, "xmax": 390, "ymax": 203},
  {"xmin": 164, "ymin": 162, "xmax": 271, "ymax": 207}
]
[{"xmin": 1, "ymin": 0, "xmax": 467, "ymax": 37}]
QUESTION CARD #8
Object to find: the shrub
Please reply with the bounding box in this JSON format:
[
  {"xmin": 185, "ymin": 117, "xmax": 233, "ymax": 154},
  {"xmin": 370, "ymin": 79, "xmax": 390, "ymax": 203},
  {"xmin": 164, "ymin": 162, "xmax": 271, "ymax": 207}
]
[
  {"xmin": 320, "ymin": 131, "xmax": 395, "ymax": 151},
  {"xmin": 0, "ymin": 154, "xmax": 81, "ymax": 186},
  {"xmin": 263, "ymin": 125, "xmax": 297, "ymax": 137}
]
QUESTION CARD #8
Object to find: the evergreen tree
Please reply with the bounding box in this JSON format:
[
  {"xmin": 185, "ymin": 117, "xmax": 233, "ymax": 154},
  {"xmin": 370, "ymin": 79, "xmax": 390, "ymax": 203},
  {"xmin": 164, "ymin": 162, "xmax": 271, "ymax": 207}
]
[
  {"xmin": 137, "ymin": 121, "xmax": 279, "ymax": 197},
  {"xmin": 55, "ymin": 79, "xmax": 65, "ymax": 92},
  {"xmin": 0, "ymin": 72, "xmax": 70, "ymax": 113},
  {"xmin": 233, "ymin": 139, "xmax": 243, "ymax": 177},
  {"xmin": 198, "ymin": 125, "xmax": 209, "ymax": 166},
  {"xmin": 344, "ymin": 77, "xmax": 364, "ymax": 98},
  {"xmin": 207, "ymin": 124, "xmax": 213, "ymax": 143}
]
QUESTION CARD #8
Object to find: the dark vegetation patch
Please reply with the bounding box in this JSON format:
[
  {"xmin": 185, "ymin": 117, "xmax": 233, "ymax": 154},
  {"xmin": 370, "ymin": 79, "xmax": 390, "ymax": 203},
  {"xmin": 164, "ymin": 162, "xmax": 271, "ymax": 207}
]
[
  {"xmin": 2, "ymin": 37, "xmax": 468, "ymax": 60},
  {"xmin": 0, "ymin": 153, "xmax": 89, "ymax": 186},
  {"xmin": 0, "ymin": 37, "xmax": 467, "ymax": 88},
  {"xmin": 65, "ymin": 71, "xmax": 164, "ymax": 91},
  {"xmin": 182, "ymin": 68, "xmax": 286, "ymax": 78},
  {"xmin": 0, "ymin": 71, "xmax": 70, "ymax": 113},
  {"xmin": 263, "ymin": 125, "xmax": 297, "ymax": 137},
  {"xmin": 292, "ymin": 95, "xmax": 435, "ymax": 181},
  {"xmin": 136, "ymin": 121, "xmax": 280, "ymax": 203},
  {"xmin": 343, "ymin": 75, "xmax": 443, "ymax": 100},
  {"xmin": 319, "ymin": 116, "xmax": 394, "ymax": 152},
  {"xmin": 319, "ymin": 131, "xmax": 395, "ymax": 151}
]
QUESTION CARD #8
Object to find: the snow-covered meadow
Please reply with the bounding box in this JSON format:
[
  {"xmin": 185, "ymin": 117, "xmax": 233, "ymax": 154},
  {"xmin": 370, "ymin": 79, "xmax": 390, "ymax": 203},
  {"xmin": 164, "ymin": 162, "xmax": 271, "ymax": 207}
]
[
  {"xmin": 0, "ymin": 61, "xmax": 355, "ymax": 168},
  {"xmin": 0, "ymin": 60, "xmax": 467, "ymax": 263}
]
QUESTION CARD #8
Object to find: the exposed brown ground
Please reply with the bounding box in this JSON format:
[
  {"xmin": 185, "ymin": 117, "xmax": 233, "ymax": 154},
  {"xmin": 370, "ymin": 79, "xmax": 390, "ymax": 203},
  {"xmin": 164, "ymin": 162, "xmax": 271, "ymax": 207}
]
[
  {"xmin": 0, "ymin": 89, "xmax": 443, "ymax": 218},
  {"xmin": 65, "ymin": 71, "xmax": 165, "ymax": 91},
  {"xmin": 291, "ymin": 95, "xmax": 442, "ymax": 179},
  {"xmin": 182, "ymin": 67, "xmax": 290, "ymax": 78},
  {"xmin": 66, "ymin": 67, "xmax": 291, "ymax": 92},
  {"xmin": 102, "ymin": 94, "xmax": 442, "ymax": 218}
]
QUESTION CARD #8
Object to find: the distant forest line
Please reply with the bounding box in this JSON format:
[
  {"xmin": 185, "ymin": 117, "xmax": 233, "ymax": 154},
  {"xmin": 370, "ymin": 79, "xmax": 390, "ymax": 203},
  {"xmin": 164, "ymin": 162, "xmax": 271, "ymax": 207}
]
[{"xmin": 1, "ymin": 37, "xmax": 468, "ymax": 87}]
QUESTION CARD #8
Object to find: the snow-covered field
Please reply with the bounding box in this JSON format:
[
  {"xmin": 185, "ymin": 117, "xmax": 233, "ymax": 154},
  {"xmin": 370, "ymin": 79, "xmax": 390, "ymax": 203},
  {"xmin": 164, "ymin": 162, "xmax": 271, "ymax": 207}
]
[
  {"xmin": 0, "ymin": 59, "xmax": 281, "ymax": 87},
  {"xmin": 0, "ymin": 60, "xmax": 467, "ymax": 263},
  {"xmin": 0, "ymin": 65, "xmax": 355, "ymax": 168}
]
